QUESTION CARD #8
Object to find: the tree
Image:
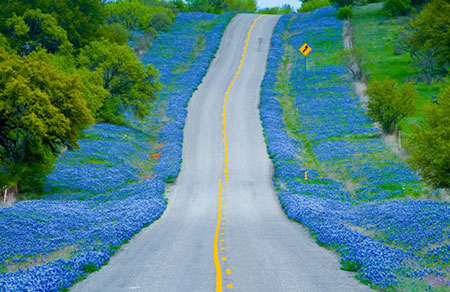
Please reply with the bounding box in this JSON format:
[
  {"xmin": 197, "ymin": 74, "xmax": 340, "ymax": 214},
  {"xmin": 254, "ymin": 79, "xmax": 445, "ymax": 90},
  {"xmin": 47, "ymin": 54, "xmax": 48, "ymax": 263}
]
[
  {"xmin": 337, "ymin": 6, "xmax": 353, "ymax": 20},
  {"xmin": 334, "ymin": 0, "xmax": 354, "ymax": 7},
  {"xmin": 258, "ymin": 5, "xmax": 294, "ymax": 14},
  {"xmin": 0, "ymin": 48, "xmax": 94, "ymax": 192},
  {"xmin": 222, "ymin": 0, "xmax": 256, "ymax": 12},
  {"xmin": 186, "ymin": 0, "xmax": 256, "ymax": 13},
  {"xmin": 410, "ymin": 0, "xmax": 450, "ymax": 68},
  {"xmin": 407, "ymin": 86, "xmax": 450, "ymax": 189},
  {"xmin": 78, "ymin": 38, "xmax": 160, "ymax": 124},
  {"xmin": 396, "ymin": 21, "xmax": 443, "ymax": 84},
  {"xmin": 365, "ymin": 79, "xmax": 418, "ymax": 134},
  {"xmin": 382, "ymin": 0, "xmax": 412, "ymax": 16},
  {"xmin": 299, "ymin": 0, "xmax": 332, "ymax": 12},
  {"xmin": 5, "ymin": 9, "xmax": 72, "ymax": 56},
  {"xmin": 186, "ymin": 0, "xmax": 220, "ymax": 13},
  {"xmin": 0, "ymin": 0, "xmax": 105, "ymax": 49},
  {"xmin": 336, "ymin": 48, "xmax": 369, "ymax": 81},
  {"xmin": 105, "ymin": 0, "xmax": 175, "ymax": 32}
]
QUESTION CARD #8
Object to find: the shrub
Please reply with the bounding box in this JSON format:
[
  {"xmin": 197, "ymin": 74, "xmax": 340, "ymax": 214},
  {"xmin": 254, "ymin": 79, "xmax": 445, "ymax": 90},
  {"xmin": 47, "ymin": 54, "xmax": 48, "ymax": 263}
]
[
  {"xmin": 337, "ymin": 6, "xmax": 353, "ymax": 19},
  {"xmin": 335, "ymin": 48, "xmax": 369, "ymax": 81},
  {"xmin": 408, "ymin": 86, "xmax": 450, "ymax": 189},
  {"xmin": 366, "ymin": 79, "xmax": 418, "ymax": 134},
  {"xmin": 150, "ymin": 12, "xmax": 173, "ymax": 31},
  {"xmin": 382, "ymin": 0, "xmax": 411, "ymax": 16},
  {"xmin": 334, "ymin": 0, "xmax": 354, "ymax": 7},
  {"xmin": 299, "ymin": 0, "xmax": 332, "ymax": 12},
  {"xmin": 78, "ymin": 38, "xmax": 160, "ymax": 124}
]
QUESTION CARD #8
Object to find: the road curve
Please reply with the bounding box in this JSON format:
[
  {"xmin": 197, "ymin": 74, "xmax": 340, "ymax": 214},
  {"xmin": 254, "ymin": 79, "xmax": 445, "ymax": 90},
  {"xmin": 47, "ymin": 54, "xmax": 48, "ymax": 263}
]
[{"xmin": 71, "ymin": 14, "xmax": 372, "ymax": 292}]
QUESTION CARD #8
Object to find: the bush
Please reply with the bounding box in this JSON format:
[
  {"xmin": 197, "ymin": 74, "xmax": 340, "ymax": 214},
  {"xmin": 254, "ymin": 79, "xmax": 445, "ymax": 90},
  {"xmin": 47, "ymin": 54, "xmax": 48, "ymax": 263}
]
[
  {"xmin": 337, "ymin": 6, "xmax": 353, "ymax": 19},
  {"xmin": 382, "ymin": 0, "xmax": 411, "ymax": 16},
  {"xmin": 366, "ymin": 79, "xmax": 418, "ymax": 134},
  {"xmin": 334, "ymin": 0, "xmax": 354, "ymax": 7},
  {"xmin": 78, "ymin": 38, "xmax": 160, "ymax": 124},
  {"xmin": 149, "ymin": 12, "xmax": 173, "ymax": 31},
  {"xmin": 408, "ymin": 86, "xmax": 450, "ymax": 189},
  {"xmin": 299, "ymin": 0, "xmax": 332, "ymax": 12}
]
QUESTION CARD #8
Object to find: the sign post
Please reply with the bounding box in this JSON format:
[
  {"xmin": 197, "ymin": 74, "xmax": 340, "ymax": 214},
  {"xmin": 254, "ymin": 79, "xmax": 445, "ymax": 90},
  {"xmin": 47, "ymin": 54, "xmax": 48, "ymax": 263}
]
[{"xmin": 299, "ymin": 43, "xmax": 312, "ymax": 78}]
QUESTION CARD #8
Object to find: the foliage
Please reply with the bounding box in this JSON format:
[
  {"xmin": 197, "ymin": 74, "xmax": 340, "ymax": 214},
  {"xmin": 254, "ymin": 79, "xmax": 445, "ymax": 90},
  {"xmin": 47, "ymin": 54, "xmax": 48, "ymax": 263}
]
[
  {"xmin": 186, "ymin": 0, "xmax": 256, "ymax": 13},
  {"xmin": 366, "ymin": 79, "xmax": 418, "ymax": 134},
  {"xmin": 334, "ymin": 0, "xmax": 354, "ymax": 7},
  {"xmin": 410, "ymin": 0, "xmax": 450, "ymax": 68},
  {"xmin": 221, "ymin": 0, "xmax": 257, "ymax": 12},
  {"xmin": 396, "ymin": 21, "xmax": 444, "ymax": 84},
  {"xmin": 299, "ymin": 0, "xmax": 332, "ymax": 12},
  {"xmin": 78, "ymin": 38, "xmax": 160, "ymax": 124},
  {"xmin": 0, "ymin": 0, "xmax": 105, "ymax": 49},
  {"xmin": 105, "ymin": 0, "xmax": 175, "ymax": 32},
  {"xmin": 337, "ymin": 6, "xmax": 353, "ymax": 19},
  {"xmin": 257, "ymin": 4, "xmax": 294, "ymax": 14},
  {"xmin": 94, "ymin": 23, "xmax": 128, "ymax": 45},
  {"xmin": 335, "ymin": 48, "xmax": 368, "ymax": 80},
  {"xmin": 382, "ymin": 0, "xmax": 412, "ymax": 16},
  {"xmin": 408, "ymin": 86, "xmax": 450, "ymax": 189},
  {"xmin": 0, "ymin": 48, "xmax": 93, "ymax": 192},
  {"xmin": 27, "ymin": 49, "xmax": 109, "ymax": 119},
  {"xmin": 0, "ymin": 33, "xmax": 13, "ymax": 53},
  {"xmin": 5, "ymin": 9, "xmax": 72, "ymax": 56}
]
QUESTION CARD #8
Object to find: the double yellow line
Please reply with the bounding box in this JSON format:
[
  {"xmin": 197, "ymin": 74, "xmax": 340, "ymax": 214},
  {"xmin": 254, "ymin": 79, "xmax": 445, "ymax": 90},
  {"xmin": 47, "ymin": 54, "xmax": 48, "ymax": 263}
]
[{"xmin": 214, "ymin": 15, "xmax": 263, "ymax": 292}]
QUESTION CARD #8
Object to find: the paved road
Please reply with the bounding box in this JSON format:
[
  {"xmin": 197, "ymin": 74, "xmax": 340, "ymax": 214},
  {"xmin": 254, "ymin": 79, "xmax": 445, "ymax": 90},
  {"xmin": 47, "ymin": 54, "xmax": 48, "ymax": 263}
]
[{"xmin": 71, "ymin": 14, "xmax": 372, "ymax": 292}]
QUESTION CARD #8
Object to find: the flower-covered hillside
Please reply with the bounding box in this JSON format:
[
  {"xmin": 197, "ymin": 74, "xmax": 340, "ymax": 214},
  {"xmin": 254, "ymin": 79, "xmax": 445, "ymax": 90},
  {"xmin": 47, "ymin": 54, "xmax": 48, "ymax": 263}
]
[
  {"xmin": 0, "ymin": 12, "xmax": 234, "ymax": 292},
  {"xmin": 260, "ymin": 7, "xmax": 450, "ymax": 290}
]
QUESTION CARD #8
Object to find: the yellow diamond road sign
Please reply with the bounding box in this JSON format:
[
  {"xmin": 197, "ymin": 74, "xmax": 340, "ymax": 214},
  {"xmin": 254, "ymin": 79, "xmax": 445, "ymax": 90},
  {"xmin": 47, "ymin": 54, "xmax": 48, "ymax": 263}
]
[{"xmin": 299, "ymin": 43, "xmax": 312, "ymax": 56}]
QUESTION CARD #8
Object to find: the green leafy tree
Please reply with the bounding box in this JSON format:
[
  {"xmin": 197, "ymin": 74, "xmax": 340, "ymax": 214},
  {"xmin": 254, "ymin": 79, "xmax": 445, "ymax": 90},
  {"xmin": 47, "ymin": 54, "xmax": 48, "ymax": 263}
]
[
  {"xmin": 396, "ymin": 13, "xmax": 446, "ymax": 83},
  {"xmin": 186, "ymin": 0, "xmax": 220, "ymax": 13},
  {"xmin": 105, "ymin": 0, "xmax": 174, "ymax": 32},
  {"xmin": 28, "ymin": 49, "xmax": 109, "ymax": 119},
  {"xmin": 258, "ymin": 4, "xmax": 294, "ymax": 14},
  {"xmin": 366, "ymin": 79, "xmax": 418, "ymax": 134},
  {"xmin": 0, "ymin": 48, "xmax": 94, "ymax": 192},
  {"xmin": 222, "ymin": 0, "xmax": 256, "ymax": 12},
  {"xmin": 5, "ymin": 9, "xmax": 72, "ymax": 56},
  {"xmin": 299, "ymin": 0, "xmax": 332, "ymax": 12},
  {"xmin": 95, "ymin": 23, "xmax": 128, "ymax": 45},
  {"xmin": 408, "ymin": 86, "xmax": 450, "ymax": 189},
  {"xmin": 410, "ymin": 0, "xmax": 450, "ymax": 68},
  {"xmin": 337, "ymin": 6, "xmax": 353, "ymax": 19},
  {"xmin": 0, "ymin": 33, "xmax": 13, "ymax": 53},
  {"xmin": 0, "ymin": 0, "xmax": 105, "ymax": 48},
  {"xmin": 333, "ymin": 0, "xmax": 354, "ymax": 7},
  {"xmin": 382, "ymin": 0, "xmax": 412, "ymax": 16},
  {"xmin": 186, "ymin": 0, "xmax": 256, "ymax": 13},
  {"xmin": 78, "ymin": 38, "xmax": 160, "ymax": 124}
]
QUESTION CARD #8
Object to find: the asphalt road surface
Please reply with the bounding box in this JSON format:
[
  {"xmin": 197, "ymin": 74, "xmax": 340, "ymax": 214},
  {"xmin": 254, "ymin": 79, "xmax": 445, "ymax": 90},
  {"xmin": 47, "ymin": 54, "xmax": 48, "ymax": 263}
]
[{"xmin": 71, "ymin": 14, "xmax": 372, "ymax": 292}]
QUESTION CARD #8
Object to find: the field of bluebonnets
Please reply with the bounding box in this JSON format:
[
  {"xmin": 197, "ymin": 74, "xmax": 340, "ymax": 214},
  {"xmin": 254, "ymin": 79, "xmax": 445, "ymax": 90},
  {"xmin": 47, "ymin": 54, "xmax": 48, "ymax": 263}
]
[
  {"xmin": 260, "ymin": 7, "xmax": 450, "ymax": 290},
  {"xmin": 0, "ymin": 12, "xmax": 233, "ymax": 291}
]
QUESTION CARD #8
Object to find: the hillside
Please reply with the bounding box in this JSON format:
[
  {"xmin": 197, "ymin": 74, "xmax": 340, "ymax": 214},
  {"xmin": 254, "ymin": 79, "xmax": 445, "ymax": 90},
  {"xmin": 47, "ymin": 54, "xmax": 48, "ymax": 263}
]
[
  {"xmin": 260, "ymin": 6, "xmax": 450, "ymax": 291},
  {"xmin": 0, "ymin": 12, "xmax": 233, "ymax": 291}
]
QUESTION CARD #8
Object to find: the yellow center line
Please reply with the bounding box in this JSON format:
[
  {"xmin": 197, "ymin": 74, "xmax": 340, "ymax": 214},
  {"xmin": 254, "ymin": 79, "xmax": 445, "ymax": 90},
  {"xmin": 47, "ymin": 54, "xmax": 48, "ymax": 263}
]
[
  {"xmin": 222, "ymin": 15, "xmax": 263, "ymax": 184},
  {"xmin": 214, "ymin": 15, "xmax": 263, "ymax": 292},
  {"xmin": 214, "ymin": 179, "xmax": 223, "ymax": 292}
]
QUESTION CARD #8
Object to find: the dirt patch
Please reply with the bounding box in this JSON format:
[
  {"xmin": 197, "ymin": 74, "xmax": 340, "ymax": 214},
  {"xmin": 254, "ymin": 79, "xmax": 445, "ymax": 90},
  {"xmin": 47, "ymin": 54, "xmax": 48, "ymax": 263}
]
[
  {"xmin": 1, "ymin": 186, "xmax": 17, "ymax": 208},
  {"xmin": 342, "ymin": 21, "xmax": 369, "ymax": 108}
]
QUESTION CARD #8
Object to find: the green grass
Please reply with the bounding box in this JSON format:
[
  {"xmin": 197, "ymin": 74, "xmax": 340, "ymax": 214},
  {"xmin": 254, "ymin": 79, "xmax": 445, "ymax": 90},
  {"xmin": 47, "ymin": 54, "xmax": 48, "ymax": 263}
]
[
  {"xmin": 340, "ymin": 260, "xmax": 361, "ymax": 272},
  {"xmin": 352, "ymin": 3, "xmax": 443, "ymax": 137}
]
